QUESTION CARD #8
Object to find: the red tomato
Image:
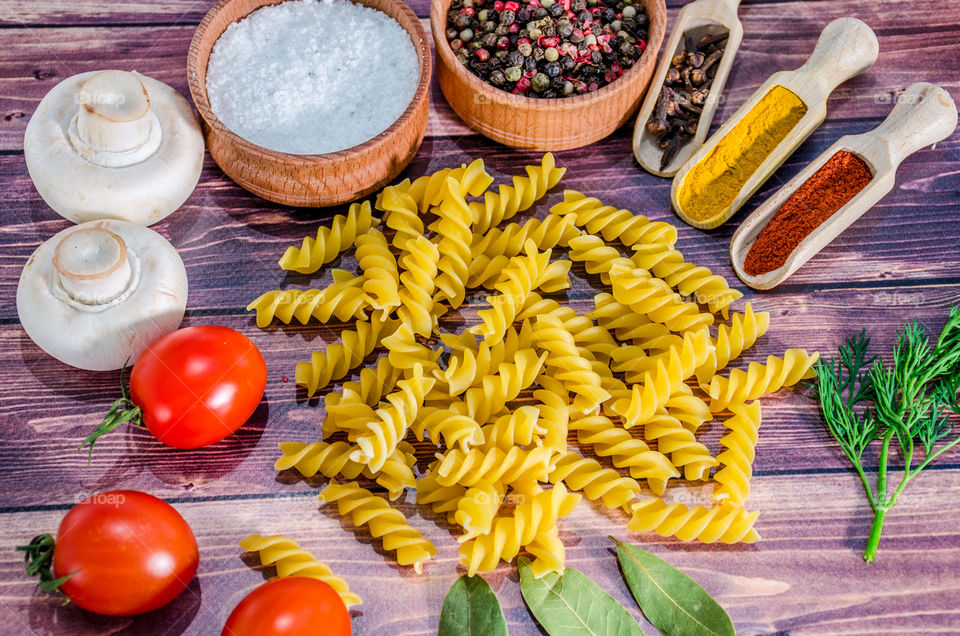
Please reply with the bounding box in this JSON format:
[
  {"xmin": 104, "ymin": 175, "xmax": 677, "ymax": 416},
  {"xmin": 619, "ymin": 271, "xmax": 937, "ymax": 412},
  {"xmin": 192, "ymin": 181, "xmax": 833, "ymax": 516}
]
[
  {"xmin": 131, "ymin": 325, "xmax": 267, "ymax": 449},
  {"xmin": 52, "ymin": 490, "xmax": 198, "ymax": 616},
  {"xmin": 222, "ymin": 577, "xmax": 351, "ymax": 636}
]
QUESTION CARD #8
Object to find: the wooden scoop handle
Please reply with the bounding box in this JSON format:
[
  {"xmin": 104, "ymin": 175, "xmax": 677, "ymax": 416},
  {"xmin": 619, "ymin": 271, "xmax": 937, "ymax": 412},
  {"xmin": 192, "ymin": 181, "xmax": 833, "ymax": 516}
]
[
  {"xmin": 870, "ymin": 83, "xmax": 959, "ymax": 168},
  {"xmin": 795, "ymin": 17, "xmax": 879, "ymax": 95}
]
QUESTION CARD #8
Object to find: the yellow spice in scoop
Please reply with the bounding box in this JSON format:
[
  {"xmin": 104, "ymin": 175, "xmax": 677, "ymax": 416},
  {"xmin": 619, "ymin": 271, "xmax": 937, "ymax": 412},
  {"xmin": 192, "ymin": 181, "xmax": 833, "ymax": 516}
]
[{"xmin": 677, "ymin": 85, "xmax": 808, "ymax": 222}]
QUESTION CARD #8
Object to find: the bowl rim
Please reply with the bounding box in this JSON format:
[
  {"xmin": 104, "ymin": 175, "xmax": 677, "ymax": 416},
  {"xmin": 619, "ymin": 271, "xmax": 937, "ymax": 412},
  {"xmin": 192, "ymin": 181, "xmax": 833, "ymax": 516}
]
[
  {"xmin": 187, "ymin": 0, "xmax": 432, "ymax": 162},
  {"xmin": 429, "ymin": 0, "xmax": 666, "ymax": 110}
]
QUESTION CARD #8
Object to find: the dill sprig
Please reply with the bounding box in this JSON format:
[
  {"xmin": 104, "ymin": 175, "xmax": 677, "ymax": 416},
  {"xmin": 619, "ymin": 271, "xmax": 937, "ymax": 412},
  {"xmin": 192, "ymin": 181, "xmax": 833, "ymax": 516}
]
[{"xmin": 813, "ymin": 305, "xmax": 960, "ymax": 562}]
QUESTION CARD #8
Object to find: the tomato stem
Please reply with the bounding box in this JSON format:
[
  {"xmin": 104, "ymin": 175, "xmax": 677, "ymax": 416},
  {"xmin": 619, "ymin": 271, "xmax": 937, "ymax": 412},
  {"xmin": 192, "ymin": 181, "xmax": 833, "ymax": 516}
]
[
  {"xmin": 80, "ymin": 361, "xmax": 143, "ymax": 458},
  {"xmin": 16, "ymin": 534, "xmax": 77, "ymax": 600}
]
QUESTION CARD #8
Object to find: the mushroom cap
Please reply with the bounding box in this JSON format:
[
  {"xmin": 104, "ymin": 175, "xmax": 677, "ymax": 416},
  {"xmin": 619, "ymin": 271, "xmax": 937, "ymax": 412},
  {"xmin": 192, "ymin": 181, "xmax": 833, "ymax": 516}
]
[
  {"xmin": 17, "ymin": 219, "xmax": 188, "ymax": 371},
  {"xmin": 24, "ymin": 70, "xmax": 205, "ymax": 226}
]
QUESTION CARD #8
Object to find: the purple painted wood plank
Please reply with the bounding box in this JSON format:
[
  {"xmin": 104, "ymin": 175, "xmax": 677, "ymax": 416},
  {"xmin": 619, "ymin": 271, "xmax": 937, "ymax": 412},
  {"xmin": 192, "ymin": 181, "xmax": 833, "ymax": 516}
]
[{"xmin": 1, "ymin": 474, "xmax": 959, "ymax": 634}]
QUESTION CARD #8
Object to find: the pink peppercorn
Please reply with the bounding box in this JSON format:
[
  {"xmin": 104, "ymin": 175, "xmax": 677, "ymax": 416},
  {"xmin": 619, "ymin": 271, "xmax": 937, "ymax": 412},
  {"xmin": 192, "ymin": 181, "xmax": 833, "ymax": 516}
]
[
  {"xmin": 516, "ymin": 76, "xmax": 531, "ymax": 91},
  {"xmin": 475, "ymin": 48, "xmax": 490, "ymax": 61},
  {"xmin": 503, "ymin": 1, "xmax": 519, "ymax": 11},
  {"xmin": 508, "ymin": 23, "xmax": 519, "ymax": 33},
  {"xmin": 497, "ymin": 36, "xmax": 510, "ymax": 48},
  {"xmin": 493, "ymin": 1, "xmax": 503, "ymax": 9},
  {"xmin": 460, "ymin": 6, "xmax": 474, "ymax": 15},
  {"xmin": 636, "ymin": 39, "xmax": 646, "ymax": 52}
]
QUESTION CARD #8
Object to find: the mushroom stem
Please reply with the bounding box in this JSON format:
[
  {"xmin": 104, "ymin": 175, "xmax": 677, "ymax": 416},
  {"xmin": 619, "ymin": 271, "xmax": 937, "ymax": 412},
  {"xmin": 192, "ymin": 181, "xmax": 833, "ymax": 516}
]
[
  {"xmin": 53, "ymin": 227, "xmax": 135, "ymax": 306},
  {"xmin": 69, "ymin": 71, "xmax": 162, "ymax": 167}
]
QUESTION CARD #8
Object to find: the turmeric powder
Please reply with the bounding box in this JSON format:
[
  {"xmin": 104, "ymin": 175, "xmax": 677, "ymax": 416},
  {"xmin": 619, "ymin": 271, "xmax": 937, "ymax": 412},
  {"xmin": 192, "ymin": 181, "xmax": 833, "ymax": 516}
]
[{"xmin": 676, "ymin": 85, "xmax": 808, "ymax": 222}]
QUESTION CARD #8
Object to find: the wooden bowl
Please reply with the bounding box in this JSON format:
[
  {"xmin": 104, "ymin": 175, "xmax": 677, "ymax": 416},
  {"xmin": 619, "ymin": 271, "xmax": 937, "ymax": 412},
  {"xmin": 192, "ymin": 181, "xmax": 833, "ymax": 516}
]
[
  {"xmin": 188, "ymin": 0, "xmax": 431, "ymax": 207},
  {"xmin": 430, "ymin": 0, "xmax": 666, "ymax": 151}
]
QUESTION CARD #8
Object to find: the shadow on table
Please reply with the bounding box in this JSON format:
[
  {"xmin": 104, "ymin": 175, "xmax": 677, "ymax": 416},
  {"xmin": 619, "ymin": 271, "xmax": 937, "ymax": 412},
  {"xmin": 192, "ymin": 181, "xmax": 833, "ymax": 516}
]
[{"xmin": 27, "ymin": 576, "xmax": 202, "ymax": 636}]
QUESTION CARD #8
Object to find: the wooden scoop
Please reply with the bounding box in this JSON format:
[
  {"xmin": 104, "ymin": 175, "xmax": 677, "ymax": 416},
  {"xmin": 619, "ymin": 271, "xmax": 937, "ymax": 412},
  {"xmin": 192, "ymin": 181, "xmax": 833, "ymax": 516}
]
[
  {"xmin": 671, "ymin": 17, "xmax": 880, "ymax": 230},
  {"xmin": 633, "ymin": 0, "xmax": 743, "ymax": 178},
  {"xmin": 730, "ymin": 82, "xmax": 958, "ymax": 290}
]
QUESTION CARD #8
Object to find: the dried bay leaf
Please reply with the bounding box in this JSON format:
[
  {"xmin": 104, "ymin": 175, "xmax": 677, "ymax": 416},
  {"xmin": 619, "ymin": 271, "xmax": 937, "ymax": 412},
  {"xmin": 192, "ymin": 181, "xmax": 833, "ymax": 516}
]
[
  {"xmin": 518, "ymin": 556, "xmax": 645, "ymax": 636},
  {"xmin": 612, "ymin": 538, "xmax": 735, "ymax": 636},
  {"xmin": 438, "ymin": 574, "xmax": 508, "ymax": 636}
]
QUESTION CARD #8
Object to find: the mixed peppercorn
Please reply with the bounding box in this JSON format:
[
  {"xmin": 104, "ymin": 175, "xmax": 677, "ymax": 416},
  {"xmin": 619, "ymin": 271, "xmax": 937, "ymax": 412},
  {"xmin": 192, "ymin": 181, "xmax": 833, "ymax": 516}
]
[{"xmin": 445, "ymin": 0, "xmax": 649, "ymax": 98}]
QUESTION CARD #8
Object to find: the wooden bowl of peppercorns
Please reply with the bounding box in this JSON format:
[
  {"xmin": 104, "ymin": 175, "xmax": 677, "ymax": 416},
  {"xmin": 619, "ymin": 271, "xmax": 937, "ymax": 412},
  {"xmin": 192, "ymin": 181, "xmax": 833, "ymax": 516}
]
[{"xmin": 431, "ymin": 0, "xmax": 665, "ymax": 150}]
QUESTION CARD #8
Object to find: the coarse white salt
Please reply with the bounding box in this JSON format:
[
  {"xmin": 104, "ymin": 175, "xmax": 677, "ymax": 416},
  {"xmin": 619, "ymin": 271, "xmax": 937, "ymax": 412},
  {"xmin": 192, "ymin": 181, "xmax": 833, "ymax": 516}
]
[{"xmin": 206, "ymin": 0, "xmax": 419, "ymax": 155}]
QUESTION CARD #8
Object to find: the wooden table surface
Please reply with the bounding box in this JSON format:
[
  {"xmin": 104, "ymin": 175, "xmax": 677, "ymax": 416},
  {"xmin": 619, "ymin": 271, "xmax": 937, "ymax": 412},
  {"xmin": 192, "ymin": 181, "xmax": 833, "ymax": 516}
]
[{"xmin": 2, "ymin": 0, "xmax": 959, "ymax": 634}]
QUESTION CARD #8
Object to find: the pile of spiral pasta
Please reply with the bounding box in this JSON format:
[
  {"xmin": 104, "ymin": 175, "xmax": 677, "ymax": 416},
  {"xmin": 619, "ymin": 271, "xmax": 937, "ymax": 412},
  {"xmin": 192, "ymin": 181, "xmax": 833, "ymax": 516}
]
[{"xmin": 245, "ymin": 154, "xmax": 819, "ymax": 587}]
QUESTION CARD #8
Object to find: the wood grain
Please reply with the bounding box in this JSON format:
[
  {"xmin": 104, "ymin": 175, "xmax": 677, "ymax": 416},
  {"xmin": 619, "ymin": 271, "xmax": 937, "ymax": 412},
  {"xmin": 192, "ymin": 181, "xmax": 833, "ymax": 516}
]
[{"xmin": 2, "ymin": 0, "xmax": 960, "ymax": 633}]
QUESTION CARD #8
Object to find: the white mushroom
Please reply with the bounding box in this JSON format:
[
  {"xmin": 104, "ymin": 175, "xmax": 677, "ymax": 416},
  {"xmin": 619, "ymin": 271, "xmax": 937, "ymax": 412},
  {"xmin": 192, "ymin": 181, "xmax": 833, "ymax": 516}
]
[
  {"xmin": 24, "ymin": 70, "xmax": 204, "ymax": 226},
  {"xmin": 17, "ymin": 219, "xmax": 188, "ymax": 371}
]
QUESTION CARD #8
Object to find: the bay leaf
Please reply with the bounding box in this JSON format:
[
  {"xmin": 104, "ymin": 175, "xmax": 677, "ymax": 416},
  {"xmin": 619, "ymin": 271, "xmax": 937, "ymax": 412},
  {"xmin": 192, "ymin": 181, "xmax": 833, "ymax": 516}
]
[
  {"xmin": 518, "ymin": 556, "xmax": 645, "ymax": 636},
  {"xmin": 612, "ymin": 538, "xmax": 735, "ymax": 636},
  {"xmin": 438, "ymin": 574, "xmax": 508, "ymax": 636}
]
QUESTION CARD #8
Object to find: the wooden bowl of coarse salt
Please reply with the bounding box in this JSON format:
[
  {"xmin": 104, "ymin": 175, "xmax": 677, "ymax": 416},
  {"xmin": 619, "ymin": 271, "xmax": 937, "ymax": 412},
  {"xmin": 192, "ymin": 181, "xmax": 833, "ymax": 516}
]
[
  {"xmin": 430, "ymin": 0, "xmax": 666, "ymax": 151},
  {"xmin": 188, "ymin": 0, "xmax": 431, "ymax": 207}
]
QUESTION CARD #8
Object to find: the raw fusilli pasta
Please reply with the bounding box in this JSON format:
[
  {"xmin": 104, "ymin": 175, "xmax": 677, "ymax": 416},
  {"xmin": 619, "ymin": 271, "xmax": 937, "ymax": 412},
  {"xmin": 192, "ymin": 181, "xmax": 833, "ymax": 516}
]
[
  {"xmin": 695, "ymin": 303, "xmax": 771, "ymax": 386},
  {"xmin": 459, "ymin": 348, "xmax": 546, "ymax": 423},
  {"xmin": 569, "ymin": 412, "xmax": 678, "ymax": 484},
  {"xmin": 318, "ymin": 481, "xmax": 436, "ymax": 573},
  {"xmin": 567, "ymin": 233, "xmax": 639, "ymax": 285},
  {"xmin": 631, "ymin": 242, "xmax": 743, "ymax": 317},
  {"xmin": 432, "ymin": 177, "xmax": 474, "ymax": 309},
  {"xmin": 609, "ymin": 263, "xmax": 715, "ymax": 334},
  {"xmin": 708, "ymin": 349, "xmax": 820, "ymax": 412},
  {"xmin": 472, "ymin": 241, "xmax": 571, "ymax": 342},
  {"xmin": 469, "ymin": 153, "xmax": 565, "ymax": 233},
  {"xmin": 454, "ymin": 479, "xmax": 503, "ymax": 541},
  {"xmin": 295, "ymin": 313, "xmax": 400, "ymax": 396},
  {"xmin": 627, "ymin": 498, "xmax": 760, "ymax": 544},
  {"xmin": 355, "ymin": 228, "xmax": 401, "ymax": 313},
  {"xmin": 397, "ymin": 235, "xmax": 439, "ymax": 337},
  {"xmin": 279, "ymin": 200, "xmax": 376, "ymax": 274},
  {"xmin": 411, "ymin": 405, "xmax": 485, "ymax": 451},
  {"xmin": 531, "ymin": 314, "xmax": 609, "ymax": 414},
  {"xmin": 547, "ymin": 450, "xmax": 642, "ymax": 509},
  {"xmin": 642, "ymin": 410, "xmax": 718, "ymax": 482},
  {"xmin": 714, "ymin": 401, "xmax": 762, "ymax": 506},
  {"xmin": 482, "ymin": 406, "xmax": 545, "ymax": 449},
  {"xmin": 434, "ymin": 445, "xmax": 556, "ymax": 488},
  {"xmin": 246, "ymin": 270, "xmax": 368, "ymax": 328},
  {"xmin": 240, "ymin": 534, "xmax": 362, "ymax": 607},
  {"xmin": 549, "ymin": 190, "xmax": 678, "ymax": 247}
]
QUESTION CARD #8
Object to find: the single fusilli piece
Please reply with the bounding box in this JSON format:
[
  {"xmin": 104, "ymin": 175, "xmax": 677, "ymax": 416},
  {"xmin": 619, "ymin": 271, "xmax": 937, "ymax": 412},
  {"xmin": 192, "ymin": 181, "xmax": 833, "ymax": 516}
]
[
  {"xmin": 240, "ymin": 534, "xmax": 362, "ymax": 607},
  {"xmin": 548, "ymin": 190, "xmax": 677, "ymax": 247},
  {"xmin": 355, "ymin": 228, "xmax": 401, "ymax": 314},
  {"xmin": 518, "ymin": 294, "xmax": 618, "ymax": 364},
  {"xmin": 431, "ymin": 176, "xmax": 474, "ymax": 309},
  {"xmin": 468, "ymin": 215, "xmax": 579, "ymax": 288},
  {"xmin": 531, "ymin": 314, "xmax": 610, "ymax": 414},
  {"xmin": 377, "ymin": 185, "xmax": 425, "ymax": 252},
  {"xmin": 569, "ymin": 412, "xmax": 678, "ymax": 484},
  {"xmin": 350, "ymin": 365, "xmax": 435, "ymax": 472},
  {"xmin": 589, "ymin": 293, "xmax": 677, "ymax": 347},
  {"xmin": 274, "ymin": 440, "xmax": 416, "ymax": 500},
  {"xmin": 319, "ymin": 481, "xmax": 436, "ymax": 573},
  {"xmin": 433, "ymin": 445, "xmax": 557, "ymax": 488},
  {"xmin": 411, "ymin": 404, "xmax": 485, "ymax": 451},
  {"xmin": 279, "ymin": 200, "xmax": 376, "ymax": 274},
  {"xmin": 482, "ymin": 406, "xmax": 545, "ymax": 450},
  {"xmin": 246, "ymin": 271, "xmax": 368, "ymax": 329},
  {"xmin": 567, "ymin": 233, "xmax": 640, "ymax": 285},
  {"xmin": 382, "ymin": 322, "xmax": 441, "ymax": 373},
  {"xmin": 547, "ymin": 450, "xmax": 642, "ymax": 509},
  {"xmin": 526, "ymin": 526, "xmax": 566, "ymax": 578},
  {"xmin": 458, "ymin": 485, "xmax": 580, "ymax": 576},
  {"xmin": 459, "ymin": 348, "xmax": 547, "ymax": 423},
  {"xmin": 295, "ymin": 313, "xmax": 400, "ymax": 396},
  {"xmin": 397, "ymin": 235, "xmax": 439, "ymax": 337},
  {"xmin": 610, "ymin": 329, "xmax": 714, "ymax": 427},
  {"xmin": 438, "ymin": 341, "xmax": 507, "ymax": 396},
  {"xmin": 609, "ymin": 263, "xmax": 714, "ymax": 334},
  {"xmin": 631, "ymin": 242, "xmax": 743, "ymax": 317},
  {"xmin": 472, "ymin": 241, "xmax": 571, "ymax": 342},
  {"xmin": 469, "ymin": 153, "xmax": 565, "ymax": 233},
  {"xmin": 533, "ymin": 376, "xmax": 570, "ymax": 452},
  {"xmin": 695, "ymin": 303, "xmax": 771, "ymax": 386},
  {"xmin": 377, "ymin": 160, "xmax": 490, "ymax": 217},
  {"xmin": 416, "ymin": 471, "xmax": 466, "ymax": 525},
  {"xmin": 454, "ymin": 479, "xmax": 503, "ymax": 541},
  {"xmin": 707, "ymin": 349, "xmax": 820, "ymax": 412},
  {"xmin": 627, "ymin": 498, "xmax": 760, "ymax": 544},
  {"xmin": 642, "ymin": 410, "xmax": 718, "ymax": 482},
  {"xmin": 714, "ymin": 401, "xmax": 762, "ymax": 506}
]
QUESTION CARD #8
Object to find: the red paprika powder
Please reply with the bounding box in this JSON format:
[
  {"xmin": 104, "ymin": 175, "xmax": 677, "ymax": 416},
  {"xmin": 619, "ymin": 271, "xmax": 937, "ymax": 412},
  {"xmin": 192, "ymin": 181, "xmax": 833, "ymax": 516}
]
[{"xmin": 744, "ymin": 150, "xmax": 873, "ymax": 276}]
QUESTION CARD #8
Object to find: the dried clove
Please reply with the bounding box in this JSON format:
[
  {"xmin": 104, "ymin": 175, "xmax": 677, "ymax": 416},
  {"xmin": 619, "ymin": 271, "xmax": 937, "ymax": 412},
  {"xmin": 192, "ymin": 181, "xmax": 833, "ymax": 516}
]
[{"xmin": 646, "ymin": 29, "xmax": 728, "ymax": 170}]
